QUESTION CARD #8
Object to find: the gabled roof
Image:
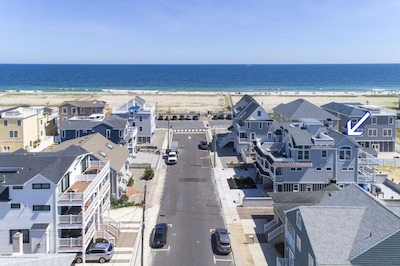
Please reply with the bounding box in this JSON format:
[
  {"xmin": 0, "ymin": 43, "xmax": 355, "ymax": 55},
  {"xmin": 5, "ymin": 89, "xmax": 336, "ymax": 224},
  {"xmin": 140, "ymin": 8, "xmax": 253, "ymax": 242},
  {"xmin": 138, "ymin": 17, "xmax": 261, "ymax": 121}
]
[
  {"xmin": 273, "ymin": 98, "xmax": 339, "ymax": 121},
  {"xmin": 49, "ymin": 133, "xmax": 129, "ymax": 172},
  {"xmin": 60, "ymin": 115, "xmax": 127, "ymax": 130},
  {"xmin": 102, "ymin": 115, "xmax": 128, "ymax": 129},
  {"xmin": 269, "ymin": 184, "xmax": 340, "ymax": 221},
  {"xmin": 60, "ymin": 100, "xmax": 107, "ymax": 108},
  {"xmin": 321, "ymin": 102, "xmax": 366, "ymax": 117},
  {"xmin": 232, "ymin": 94, "xmax": 254, "ymax": 115},
  {"xmin": 0, "ymin": 146, "xmax": 87, "ymax": 186},
  {"xmin": 294, "ymin": 184, "xmax": 400, "ymax": 264},
  {"xmin": 233, "ymin": 95, "xmax": 272, "ymax": 121}
]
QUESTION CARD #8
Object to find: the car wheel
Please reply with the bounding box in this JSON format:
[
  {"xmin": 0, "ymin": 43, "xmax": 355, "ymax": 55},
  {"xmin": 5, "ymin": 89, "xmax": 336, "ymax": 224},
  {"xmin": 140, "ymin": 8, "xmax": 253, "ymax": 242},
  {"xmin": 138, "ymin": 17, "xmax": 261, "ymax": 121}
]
[
  {"xmin": 75, "ymin": 257, "xmax": 83, "ymax": 263},
  {"xmin": 99, "ymin": 257, "xmax": 106, "ymax": 263}
]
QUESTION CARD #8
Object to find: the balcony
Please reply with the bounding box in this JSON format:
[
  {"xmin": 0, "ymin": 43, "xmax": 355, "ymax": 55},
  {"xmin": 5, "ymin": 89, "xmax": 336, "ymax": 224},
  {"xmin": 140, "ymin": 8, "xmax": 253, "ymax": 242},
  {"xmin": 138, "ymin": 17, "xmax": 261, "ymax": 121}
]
[
  {"xmin": 285, "ymin": 227, "xmax": 295, "ymax": 252},
  {"xmin": 58, "ymin": 161, "xmax": 110, "ymax": 205}
]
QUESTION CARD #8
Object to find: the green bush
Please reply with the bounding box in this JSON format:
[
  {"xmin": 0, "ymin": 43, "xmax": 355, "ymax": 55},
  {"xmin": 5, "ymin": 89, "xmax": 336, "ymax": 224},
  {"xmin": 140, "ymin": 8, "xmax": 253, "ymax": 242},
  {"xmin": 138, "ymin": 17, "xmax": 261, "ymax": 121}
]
[{"xmin": 143, "ymin": 168, "xmax": 154, "ymax": 180}]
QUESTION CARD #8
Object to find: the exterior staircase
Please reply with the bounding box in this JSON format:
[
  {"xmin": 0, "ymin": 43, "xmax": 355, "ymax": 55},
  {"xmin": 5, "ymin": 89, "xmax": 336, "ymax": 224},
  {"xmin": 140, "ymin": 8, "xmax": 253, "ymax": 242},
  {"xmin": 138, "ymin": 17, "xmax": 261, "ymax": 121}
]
[
  {"xmin": 264, "ymin": 217, "xmax": 284, "ymax": 243},
  {"xmin": 219, "ymin": 132, "xmax": 233, "ymax": 148}
]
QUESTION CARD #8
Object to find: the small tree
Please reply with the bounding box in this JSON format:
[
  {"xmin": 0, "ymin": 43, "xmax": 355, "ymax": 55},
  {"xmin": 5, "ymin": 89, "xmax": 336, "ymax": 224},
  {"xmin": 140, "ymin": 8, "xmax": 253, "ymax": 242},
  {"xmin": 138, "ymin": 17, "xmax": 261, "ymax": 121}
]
[{"xmin": 143, "ymin": 167, "xmax": 154, "ymax": 180}]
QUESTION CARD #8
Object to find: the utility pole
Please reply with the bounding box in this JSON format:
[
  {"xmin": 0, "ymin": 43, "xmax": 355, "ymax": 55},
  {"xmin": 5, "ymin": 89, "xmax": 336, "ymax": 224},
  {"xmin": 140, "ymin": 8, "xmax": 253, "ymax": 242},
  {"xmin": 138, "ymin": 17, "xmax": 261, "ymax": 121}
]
[{"xmin": 141, "ymin": 185, "xmax": 147, "ymax": 266}]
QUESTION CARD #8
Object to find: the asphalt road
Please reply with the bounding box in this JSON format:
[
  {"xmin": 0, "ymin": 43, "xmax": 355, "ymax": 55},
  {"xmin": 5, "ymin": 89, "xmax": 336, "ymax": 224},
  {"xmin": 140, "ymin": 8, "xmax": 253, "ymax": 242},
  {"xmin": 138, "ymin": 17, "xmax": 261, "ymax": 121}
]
[{"xmin": 151, "ymin": 132, "xmax": 235, "ymax": 266}]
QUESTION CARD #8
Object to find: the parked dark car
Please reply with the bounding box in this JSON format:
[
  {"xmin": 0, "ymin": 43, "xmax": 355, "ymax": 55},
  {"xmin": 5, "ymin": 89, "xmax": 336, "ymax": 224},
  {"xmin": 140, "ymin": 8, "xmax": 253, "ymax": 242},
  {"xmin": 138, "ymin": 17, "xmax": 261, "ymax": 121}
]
[
  {"xmin": 158, "ymin": 115, "xmax": 164, "ymax": 120},
  {"xmin": 165, "ymin": 115, "xmax": 170, "ymax": 120},
  {"xmin": 151, "ymin": 223, "xmax": 168, "ymax": 248},
  {"xmin": 74, "ymin": 242, "xmax": 114, "ymax": 263},
  {"xmin": 217, "ymin": 113, "xmax": 225, "ymax": 119},
  {"xmin": 193, "ymin": 115, "xmax": 199, "ymax": 120},
  {"xmin": 179, "ymin": 115, "xmax": 185, "ymax": 120},
  {"xmin": 225, "ymin": 113, "xmax": 232, "ymax": 120},
  {"xmin": 172, "ymin": 115, "xmax": 178, "ymax": 120},
  {"xmin": 214, "ymin": 228, "xmax": 231, "ymax": 255},
  {"xmin": 185, "ymin": 115, "xmax": 192, "ymax": 120},
  {"xmin": 198, "ymin": 140, "xmax": 209, "ymax": 150},
  {"xmin": 212, "ymin": 115, "xmax": 218, "ymax": 120}
]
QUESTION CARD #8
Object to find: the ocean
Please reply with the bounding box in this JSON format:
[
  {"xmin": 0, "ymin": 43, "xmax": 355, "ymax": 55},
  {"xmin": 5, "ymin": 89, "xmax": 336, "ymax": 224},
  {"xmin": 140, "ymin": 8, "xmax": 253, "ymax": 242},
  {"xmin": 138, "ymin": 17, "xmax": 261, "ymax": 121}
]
[{"xmin": 0, "ymin": 64, "xmax": 399, "ymax": 93}]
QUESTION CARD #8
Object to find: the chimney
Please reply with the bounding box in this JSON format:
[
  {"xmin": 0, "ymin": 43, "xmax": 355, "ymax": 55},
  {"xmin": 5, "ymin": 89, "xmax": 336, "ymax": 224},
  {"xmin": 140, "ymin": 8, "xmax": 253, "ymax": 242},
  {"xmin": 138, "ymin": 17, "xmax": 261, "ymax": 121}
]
[{"xmin": 12, "ymin": 232, "xmax": 23, "ymax": 255}]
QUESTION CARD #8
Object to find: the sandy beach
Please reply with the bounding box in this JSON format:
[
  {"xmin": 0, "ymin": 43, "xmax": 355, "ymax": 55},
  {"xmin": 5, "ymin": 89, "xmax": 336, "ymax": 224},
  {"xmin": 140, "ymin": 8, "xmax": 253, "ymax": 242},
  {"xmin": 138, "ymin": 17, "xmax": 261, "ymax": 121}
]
[{"xmin": 0, "ymin": 90, "xmax": 399, "ymax": 114}]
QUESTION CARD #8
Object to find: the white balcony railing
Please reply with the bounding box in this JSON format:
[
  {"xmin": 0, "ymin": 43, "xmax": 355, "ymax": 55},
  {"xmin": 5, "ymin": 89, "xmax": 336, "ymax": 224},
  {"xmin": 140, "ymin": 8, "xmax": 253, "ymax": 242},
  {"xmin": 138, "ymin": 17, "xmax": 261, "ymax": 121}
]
[
  {"xmin": 268, "ymin": 224, "xmax": 283, "ymax": 242},
  {"xmin": 58, "ymin": 237, "xmax": 82, "ymax": 247},
  {"xmin": 285, "ymin": 227, "xmax": 295, "ymax": 252},
  {"xmin": 58, "ymin": 214, "xmax": 83, "ymax": 224},
  {"xmin": 264, "ymin": 217, "xmax": 278, "ymax": 234}
]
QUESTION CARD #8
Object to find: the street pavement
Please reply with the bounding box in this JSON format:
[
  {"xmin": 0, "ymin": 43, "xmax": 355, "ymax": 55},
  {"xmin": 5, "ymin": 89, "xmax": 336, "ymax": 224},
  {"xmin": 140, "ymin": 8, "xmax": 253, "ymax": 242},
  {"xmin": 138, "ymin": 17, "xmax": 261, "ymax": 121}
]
[{"xmin": 96, "ymin": 126, "xmax": 278, "ymax": 266}]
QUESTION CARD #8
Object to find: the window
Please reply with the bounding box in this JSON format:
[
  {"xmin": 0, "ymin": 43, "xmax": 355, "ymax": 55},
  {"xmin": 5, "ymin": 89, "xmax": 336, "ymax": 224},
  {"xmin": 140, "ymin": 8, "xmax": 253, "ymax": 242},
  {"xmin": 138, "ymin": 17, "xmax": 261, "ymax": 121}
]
[
  {"xmin": 13, "ymin": 186, "xmax": 23, "ymax": 189},
  {"xmin": 368, "ymin": 128, "xmax": 378, "ymax": 137},
  {"xmin": 11, "ymin": 203, "xmax": 21, "ymax": 209},
  {"xmin": 132, "ymin": 122, "xmax": 136, "ymax": 127},
  {"xmin": 296, "ymin": 211, "xmax": 302, "ymax": 230},
  {"xmin": 293, "ymin": 184, "xmax": 299, "ymax": 192},
  {"xmin": 326, "ymin": 167, "xmax": 332, "ymax": 171},
  {"xmin": 257, "ymin": 110, "xmax": 261, "ymax": 116},
  {"xmin": 316, "ymin": 168, "xmax": 322, "ymax": 171},
  {"xmin": 17, "ymin": 120, "xmax": 21, "ymax": 126},
  {"xmin": 61, "ymin": 130, "xmax": 66, "ymax": 138},
  {"xmin": 308, "ymin": 254, "xmax": 315, "ymax": 266},
  {"xmin": 32, "ymin": 183, "xmax": 50, "ymax": 189},
  {"xmin": 321, "ymin": 150, "xmax": 327, "ymax": 158},
  {"xmin": 383, "ymin": 128, "xmax": 392, "ymax": 137},
  {"xmin": 9, "ymin": 229, "xmax": 29, "ymax": 243},
  {"xmin": 75, "ymin": 130, "xmax": 80, "ymax": 138},
  {"xmin": 296, "ymin": 235, "xmax": 301, "ymax": 252},
  {"xmin": 342, "ymin": 167, "xmax": 354, "ymax": 171},
  {"xmin": 80, "ymin": 107, "xmax": 85, "ymax": 114},
  {"xmin": 339, "ymin": 146, "xmax": 351, "ymax": 160},
  {"xmin": 389, "ymin": 117, "xmax": 394, "ymax": 125},
  {"xmin": 259, "ymin": 123, "xmax": 262, "ymax": 129},
  {"xmin": 119, "ymin": 130, "xmax": 123, "ymax": 138},
  {"xmin": 106, "ymin": 129, "xmax": 111, "ymax": 138},
  {"xmin": 3, "ymin": 120, "xmax": 8, "ymax": 126},
  {"xmin": 62, "ymin": 107, "xmax": 68, "ymax": 114},
  {"xmin": 33, "ymin": 205, "xmax": 51, "ymax": 211},
  {"xmin": 139, "ymin": 115, "xmax": 143, "ymax": 122},
  {"xmin": 371, "ymin": 117, "xmax": 377, "ymax": 125},
  {"xmin": 9, "ymin": 130, "xmax": 18, "ymax": 138},
  {"xmin": 247, "ymin": 122, "xmax": 250, "ymax": 129},
  {"xmin": 71, "ymin": 107, "xmax": 77, "ymax": 114},
  {"xmin": 2, "ymin": 146, "xmax": 11, "ymax": 152},
  {"xmin": 139, "ymin": 127, "xmax": 143, "ymax": 132}
]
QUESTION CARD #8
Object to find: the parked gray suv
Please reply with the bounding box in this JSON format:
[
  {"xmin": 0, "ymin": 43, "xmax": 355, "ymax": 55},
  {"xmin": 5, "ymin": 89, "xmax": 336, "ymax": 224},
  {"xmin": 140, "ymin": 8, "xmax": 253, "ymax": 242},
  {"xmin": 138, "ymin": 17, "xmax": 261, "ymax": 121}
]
[{"xmin": 74, "ymin": 242, "xmax": 114, "ymax": 263}]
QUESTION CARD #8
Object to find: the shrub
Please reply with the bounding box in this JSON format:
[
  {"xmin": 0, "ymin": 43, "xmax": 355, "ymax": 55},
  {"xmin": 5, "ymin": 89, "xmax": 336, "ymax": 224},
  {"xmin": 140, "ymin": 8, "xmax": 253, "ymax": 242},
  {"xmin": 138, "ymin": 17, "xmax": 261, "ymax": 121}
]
[{"xmin": 143, "ymin": 167, "xmax": 154, "ymax": 180}]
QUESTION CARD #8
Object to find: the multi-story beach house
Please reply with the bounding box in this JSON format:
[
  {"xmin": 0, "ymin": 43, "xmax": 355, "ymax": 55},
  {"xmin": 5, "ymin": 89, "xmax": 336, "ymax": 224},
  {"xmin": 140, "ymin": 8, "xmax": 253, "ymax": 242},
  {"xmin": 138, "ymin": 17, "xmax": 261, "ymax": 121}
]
[
  {"xmin": 58, "ymin": 100, "xmax": 108, "ymax": 127},
  {"xmin": 49, "ymin": 133, "xmax": 132, "ymax": 200},
  {"xmin": 275, "ymin": 184, "xmax": 400, "ymax": 266},
  {"xmin": 254, "ymin": 118, "xmax": 379, "ymax": 192},
  {"xmin": 112, "ymin": 96, "xmax": 156, "ymax": 143},
  {"xmin": 219, "ymin": 94, "xmax": 273, "ymax": 161},
  {"xmin": 59, "ymin": 114, "xmax": 138, "ymax": 154},
  {"xmin": 0, "ymin": 146, "xmax": 119, "ymax": 255},
  {"xmin": 272, "ymin": 98, "xmax": 340, "ymax": 130},
  {"xmin": 321, "ymin": 102, "xmax": 396, "ymax": 152},
  {"xmin": 0, "ymin": 106, "xmax": 55, "ymax": 153}
]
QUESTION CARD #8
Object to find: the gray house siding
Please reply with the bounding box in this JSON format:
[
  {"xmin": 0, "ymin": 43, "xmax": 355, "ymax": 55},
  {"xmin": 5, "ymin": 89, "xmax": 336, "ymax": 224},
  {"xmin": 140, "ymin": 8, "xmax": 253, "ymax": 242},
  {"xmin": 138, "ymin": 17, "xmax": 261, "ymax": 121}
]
[
  {"xmin": 285, "ymin": 209, "xmax": 315, "ymax": 266},
  {"xmin": 351, "ymin": 231, "xmax": 400, "ymax": 266}
]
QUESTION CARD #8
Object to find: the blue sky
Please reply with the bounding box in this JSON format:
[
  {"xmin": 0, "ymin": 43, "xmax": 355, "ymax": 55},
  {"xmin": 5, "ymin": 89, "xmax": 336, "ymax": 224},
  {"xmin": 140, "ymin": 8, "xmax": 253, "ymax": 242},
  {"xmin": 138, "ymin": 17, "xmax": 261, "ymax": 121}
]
[{"xmin": 1, "ymin": 0, "xmax": 399, "ymax": 64}]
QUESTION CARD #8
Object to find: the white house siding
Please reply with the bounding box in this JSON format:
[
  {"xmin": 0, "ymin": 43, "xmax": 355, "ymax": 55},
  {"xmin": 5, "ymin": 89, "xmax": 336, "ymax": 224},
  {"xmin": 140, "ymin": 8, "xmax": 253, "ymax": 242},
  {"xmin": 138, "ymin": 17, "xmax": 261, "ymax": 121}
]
[{"xmin": 0, "ymin": 175, "xmax": 56, "ymax": 254}]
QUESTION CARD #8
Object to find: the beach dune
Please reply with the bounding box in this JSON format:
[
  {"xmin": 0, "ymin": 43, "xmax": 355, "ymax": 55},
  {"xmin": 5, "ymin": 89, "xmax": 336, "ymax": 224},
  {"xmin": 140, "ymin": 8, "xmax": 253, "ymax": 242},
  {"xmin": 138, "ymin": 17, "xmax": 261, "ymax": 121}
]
[{"xmin": 0, "ymin": 91, "xmax": 399, "ymax": 114}]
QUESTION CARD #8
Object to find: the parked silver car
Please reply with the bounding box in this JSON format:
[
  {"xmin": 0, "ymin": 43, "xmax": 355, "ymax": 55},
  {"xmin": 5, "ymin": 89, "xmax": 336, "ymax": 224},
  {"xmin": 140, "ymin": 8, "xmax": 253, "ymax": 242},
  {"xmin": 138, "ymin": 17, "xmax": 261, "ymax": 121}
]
[
  {"xmin": 74, "ymin": 242, "xmax": 114, "ymax": 263},
  {"xmin": 214, "ymin": 228, "xmax": 232, "ymax": 255}
]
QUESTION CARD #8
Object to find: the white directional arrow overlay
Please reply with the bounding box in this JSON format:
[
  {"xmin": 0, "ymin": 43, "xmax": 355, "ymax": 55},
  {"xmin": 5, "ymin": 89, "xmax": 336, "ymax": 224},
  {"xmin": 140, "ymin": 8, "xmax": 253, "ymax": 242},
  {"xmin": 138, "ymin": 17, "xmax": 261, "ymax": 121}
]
[{"xmin": 347, "ymin": 112, "xmax": 371, "ymax": 136}]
